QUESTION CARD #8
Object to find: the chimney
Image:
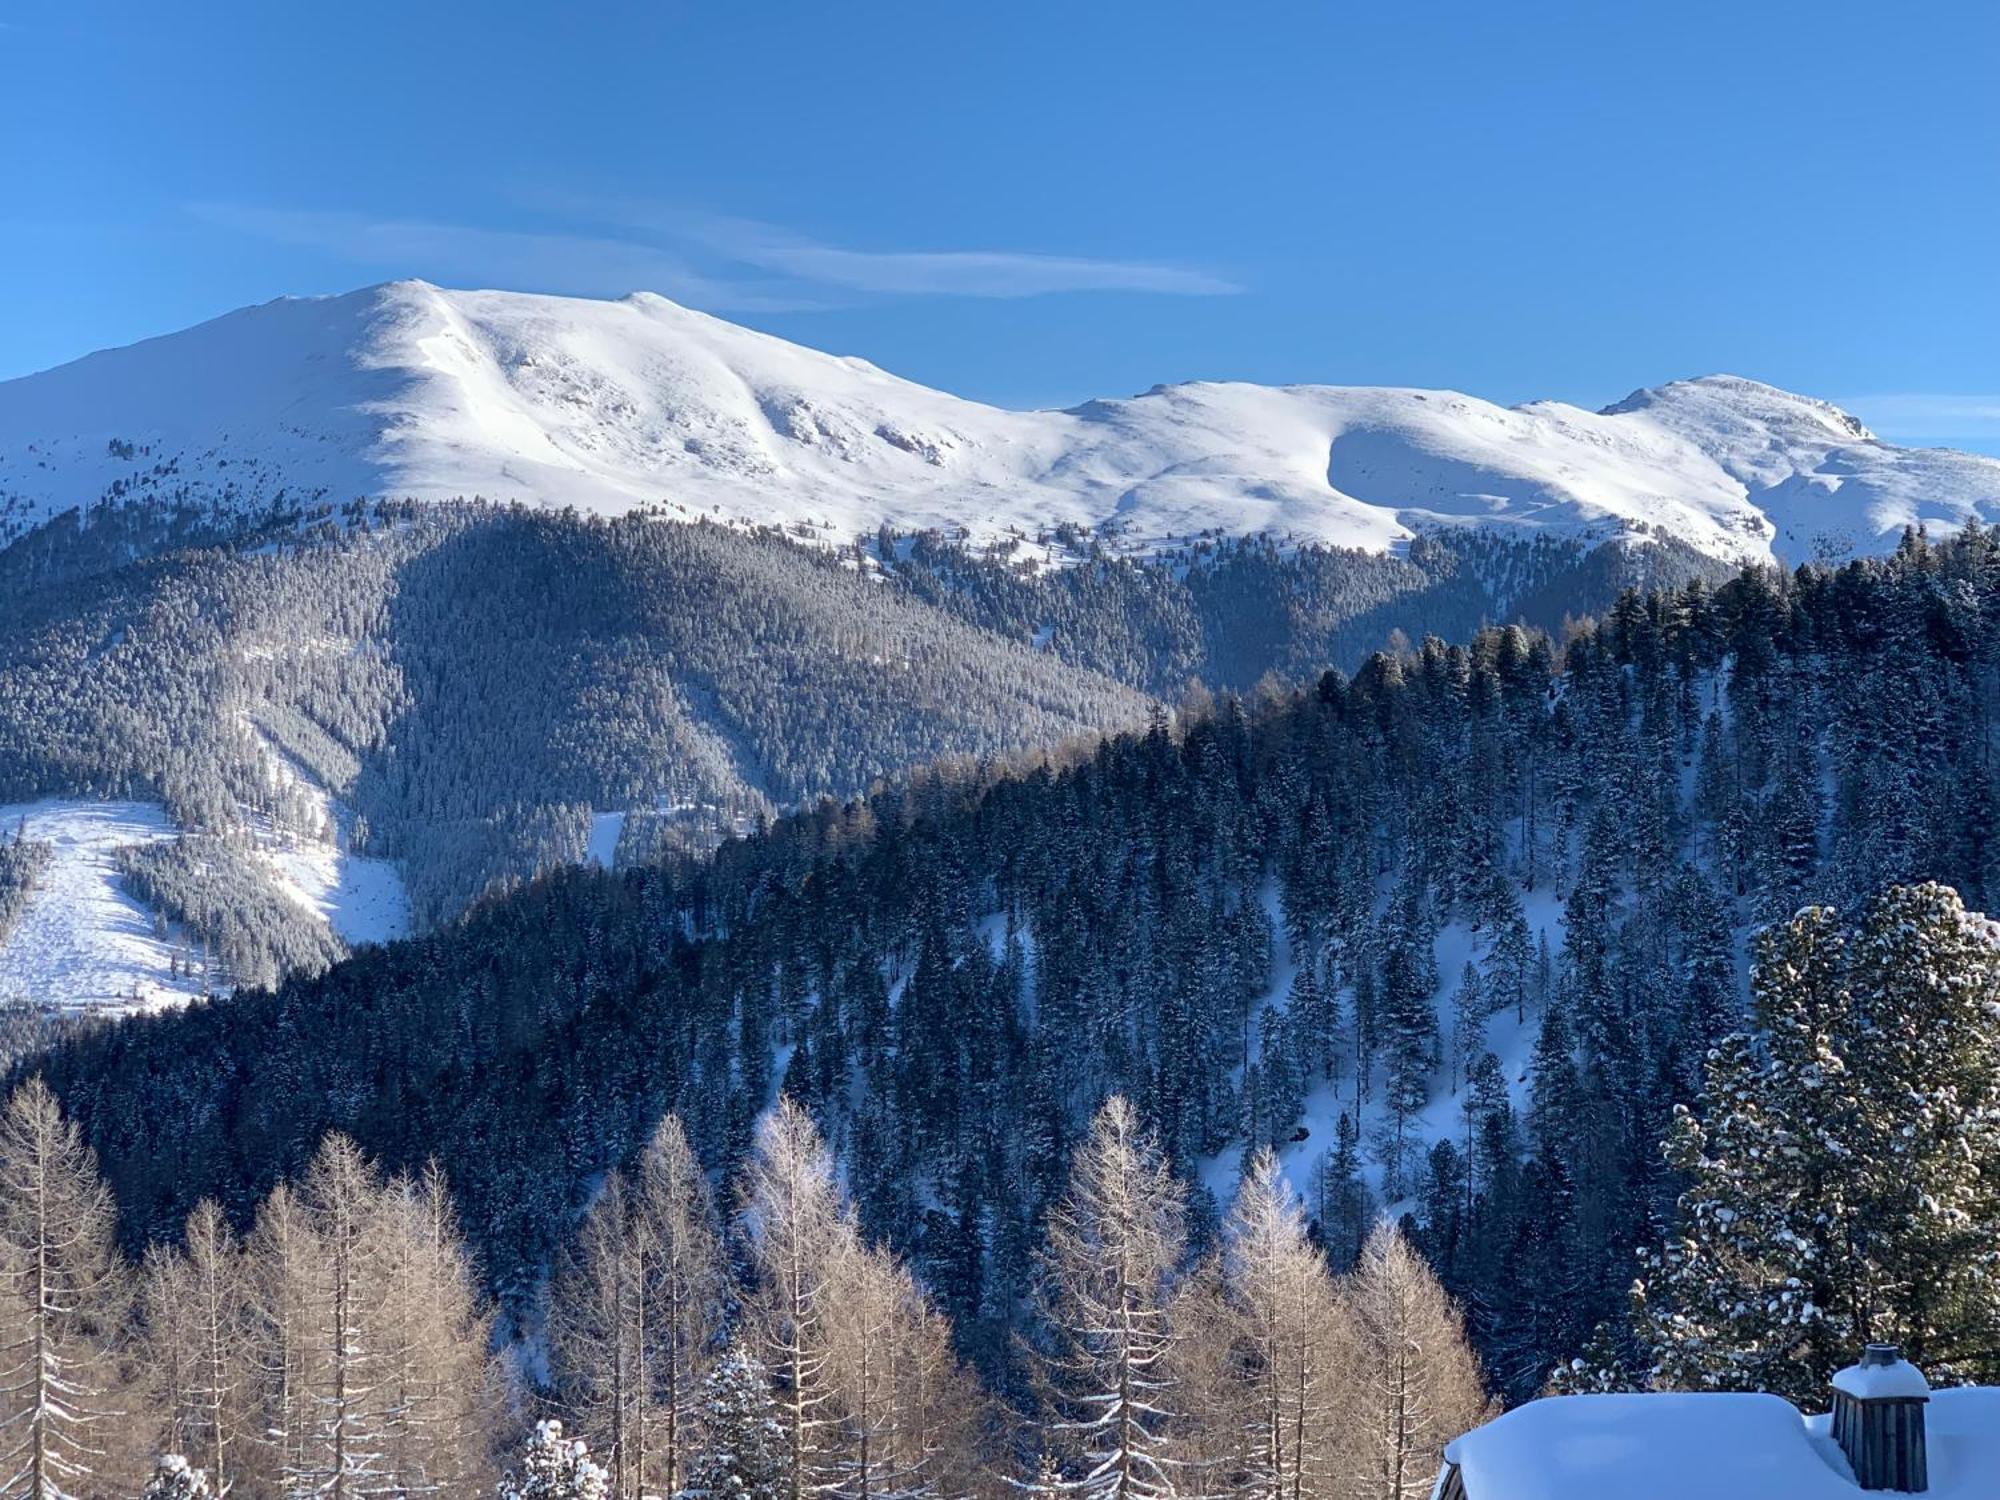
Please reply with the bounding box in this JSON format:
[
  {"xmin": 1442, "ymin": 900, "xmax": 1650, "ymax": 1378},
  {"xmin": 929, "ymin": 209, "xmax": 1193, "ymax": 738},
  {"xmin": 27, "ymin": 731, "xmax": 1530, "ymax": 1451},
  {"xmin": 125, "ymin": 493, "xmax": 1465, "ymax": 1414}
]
[{"xmin": 1830, "ymin": 1344, "xmax": 1929, "ymax": 1492}]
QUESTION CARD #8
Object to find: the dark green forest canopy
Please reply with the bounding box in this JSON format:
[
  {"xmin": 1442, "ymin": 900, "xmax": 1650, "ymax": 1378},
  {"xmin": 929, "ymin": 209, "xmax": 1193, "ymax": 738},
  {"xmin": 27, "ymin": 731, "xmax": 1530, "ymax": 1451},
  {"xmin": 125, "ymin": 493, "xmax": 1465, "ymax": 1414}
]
[
  {"xmin": 0, "ymin": 501, "xmax": 1721, "ymax": 943},
  {"xmin": 31, "ymin": 524, "xmax": 2000, "ymax": 1400}
]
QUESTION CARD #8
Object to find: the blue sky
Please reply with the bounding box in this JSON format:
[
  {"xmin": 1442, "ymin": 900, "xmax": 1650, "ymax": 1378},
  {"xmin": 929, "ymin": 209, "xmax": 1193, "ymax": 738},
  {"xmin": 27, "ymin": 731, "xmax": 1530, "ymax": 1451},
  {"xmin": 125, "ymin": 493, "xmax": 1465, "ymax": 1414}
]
[{"xmin": 4, "ymin": 0, "xmax": 1997, "ymax": 449}]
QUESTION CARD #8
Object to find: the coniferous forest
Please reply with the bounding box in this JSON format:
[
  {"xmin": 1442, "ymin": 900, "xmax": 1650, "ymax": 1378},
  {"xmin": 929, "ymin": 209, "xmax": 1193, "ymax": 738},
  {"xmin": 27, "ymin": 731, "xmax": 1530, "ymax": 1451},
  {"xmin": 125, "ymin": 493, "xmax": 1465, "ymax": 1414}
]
[
  {"xmin": 10, "ymin": 527, "xmax": 2000, "ymax": 1499},
  {"xmin": 12, "ymin": 5, "xmax": 2000, "ymax": 1495}
]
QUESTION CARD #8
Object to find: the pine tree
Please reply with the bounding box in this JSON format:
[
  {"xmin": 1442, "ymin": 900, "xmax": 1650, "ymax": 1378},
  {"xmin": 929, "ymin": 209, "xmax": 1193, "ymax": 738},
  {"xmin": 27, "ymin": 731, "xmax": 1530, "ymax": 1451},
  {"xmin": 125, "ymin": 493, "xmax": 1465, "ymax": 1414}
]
[
  {"xmin": 1484, "ymin": 911, "xmax": 1532, "ymax": 1025},
  {"xmin": 1635, "ymin": 886, "xmax": 2000, "ymax": 1397},
  {"xmin": 1313, "ymin": 1115, "xmax": 1372, "ymax": 1276},
  {"xmin": 677, "ymin": 1350, "xmax": 791, "ymax": 1500},
  {"xmin": 1447, "ymin": 964, "xmax": 1485, "ymax": 1097},
  {"xmin": 1834, "ymin": 884, "xmax": 2000, "ymax": 1374},
  {"xmin": 1542, "ymin": 1321, "xmax": 1634, "ymax": 1397},
  {"xmin": 499, "ymin": 1421, "xmax": 608, "ymax": 1500}
]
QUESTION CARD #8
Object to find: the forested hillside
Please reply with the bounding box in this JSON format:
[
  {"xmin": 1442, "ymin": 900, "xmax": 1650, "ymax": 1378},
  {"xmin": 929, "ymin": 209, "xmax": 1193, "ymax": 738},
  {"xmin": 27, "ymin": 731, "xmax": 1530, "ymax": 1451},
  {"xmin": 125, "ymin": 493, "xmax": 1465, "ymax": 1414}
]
[
  {"xmin": 0, "ymin": 502, "xmax": 1715, "ymax": 984},
  {"xmin": 34, "ymin": 527, "xmax": 2000, "ymax": 1408}
]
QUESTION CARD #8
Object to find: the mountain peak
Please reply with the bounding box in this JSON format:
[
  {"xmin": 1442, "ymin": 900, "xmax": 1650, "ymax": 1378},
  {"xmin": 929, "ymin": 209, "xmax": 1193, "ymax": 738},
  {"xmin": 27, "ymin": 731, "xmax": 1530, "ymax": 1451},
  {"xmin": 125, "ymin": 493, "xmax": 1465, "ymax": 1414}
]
[
  {"xmin": 3, "ymin": 285, "xmax": 1996, "ymax": 566},
  {"xmin": 1604, "ymin": 373, "xmax": 1879, "ymax": 443}
]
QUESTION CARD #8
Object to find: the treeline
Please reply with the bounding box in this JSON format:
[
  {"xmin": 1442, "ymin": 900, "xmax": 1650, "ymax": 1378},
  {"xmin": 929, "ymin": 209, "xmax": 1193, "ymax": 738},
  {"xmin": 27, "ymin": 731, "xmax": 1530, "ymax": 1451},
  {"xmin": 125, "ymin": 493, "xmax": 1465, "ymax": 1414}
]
[
  {"xmin": 0, "ymin": 501, "xmax": 1717, "ymax": 964},
  {"xmin": 876, "ymin": 523, "xmax": 1724, "ymax": 697},
  {"xmin": 5, "ymin": 1075, "xmax": 1486, "ymax": 1500},
  {"xmin": 35, "ymin": 527, "xmax": 2000, "ymax": 1405}
]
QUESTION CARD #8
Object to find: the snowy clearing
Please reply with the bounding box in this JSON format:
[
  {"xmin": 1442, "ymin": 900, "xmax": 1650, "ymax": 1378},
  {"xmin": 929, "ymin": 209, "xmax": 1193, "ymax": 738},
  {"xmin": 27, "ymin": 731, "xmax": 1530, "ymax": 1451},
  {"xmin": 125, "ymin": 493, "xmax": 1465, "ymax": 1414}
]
[
  {"xmin": 0, "ymin": 746, "xmax": 410, "ymax": 1011},
  {"xmin": 0, "ymin": 800, "xmax": 204, "ymax": 1011},
  {"xmin": 243, "ymin": 727, "xmax": 410, "ymax": 946}
]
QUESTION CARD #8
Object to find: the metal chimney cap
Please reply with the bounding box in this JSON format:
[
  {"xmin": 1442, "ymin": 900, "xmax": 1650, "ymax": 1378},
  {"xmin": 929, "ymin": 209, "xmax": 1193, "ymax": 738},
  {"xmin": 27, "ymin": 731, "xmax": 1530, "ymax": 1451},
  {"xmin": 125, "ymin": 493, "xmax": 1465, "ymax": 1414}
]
[{"xmin": 1833, "ymin": 1346, "xmax": 1929, "ymax": 1401}]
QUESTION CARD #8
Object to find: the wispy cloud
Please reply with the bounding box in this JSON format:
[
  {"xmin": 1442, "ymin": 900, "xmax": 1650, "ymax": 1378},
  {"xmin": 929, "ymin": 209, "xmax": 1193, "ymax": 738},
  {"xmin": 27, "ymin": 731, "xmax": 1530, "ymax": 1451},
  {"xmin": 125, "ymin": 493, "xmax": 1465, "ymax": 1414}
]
[
  {"xmin": 190, "ymin": 204, "xmax": 816, "ymax": 312},
  {"xmin": 603, "ymin": 204, "xmax": 1243, "ymax": 298},
  {"xmin": 194, "ymin": 199, "xmax": 1240, "ymax": 306},
  {"xmin": 1838, "ymin": 392, "xmax": 2000, "ymax": 445}
]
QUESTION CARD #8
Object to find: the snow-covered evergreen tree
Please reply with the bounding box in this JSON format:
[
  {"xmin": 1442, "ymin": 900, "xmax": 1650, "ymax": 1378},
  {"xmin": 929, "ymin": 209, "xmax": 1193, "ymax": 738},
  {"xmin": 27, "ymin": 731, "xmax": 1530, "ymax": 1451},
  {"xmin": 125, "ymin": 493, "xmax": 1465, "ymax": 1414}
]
[
  {"xmin": 1543, "ymin": 1322, "xmax": 1635, "ymax": 1396},
  {"xmin": 142, "ymin": 1455, "xmax": 212, "ymax": 1500},
  {"xmin": 1840, "ymin": 883, "xmax": 2000, "ymax": 1376},
  {"xmin": 676, "ymin": 1350, "xmax": 790, "ymax": 1500},
  {"xmin": 1636, "ymin": 886, "xmax": 2000, "ymax": 1396},
  {"xmin": 499, "ymin": 1422, "xmax": 607, "ymax": 1500}
]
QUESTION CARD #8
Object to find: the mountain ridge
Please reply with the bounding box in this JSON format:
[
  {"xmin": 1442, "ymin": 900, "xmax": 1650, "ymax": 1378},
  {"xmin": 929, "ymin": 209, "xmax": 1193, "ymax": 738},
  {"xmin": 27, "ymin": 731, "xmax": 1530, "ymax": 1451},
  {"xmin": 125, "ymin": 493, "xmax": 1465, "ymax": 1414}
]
[{"xmin": 7, "ymin": 280, "xmax": 1997, "ymax": 565}]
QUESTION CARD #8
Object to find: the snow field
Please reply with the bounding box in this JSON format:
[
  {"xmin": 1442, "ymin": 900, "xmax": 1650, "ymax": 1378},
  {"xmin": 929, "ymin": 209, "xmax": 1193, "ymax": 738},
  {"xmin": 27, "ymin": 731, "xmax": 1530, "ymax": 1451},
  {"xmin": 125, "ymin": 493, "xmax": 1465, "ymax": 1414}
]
[
  {"xmin": 0, "ymin": 738, "xmax": 410, "ymax": 1012},
  {"xmin": 0, "ymin": 800, "xmax": 204, "ymax": 1011},
  {"xmin": 7, "ymin": 281, "xmax": 1999, "ymax": 568},
  {"xmin": 241, "ymin": 728, "xmax": 411, "ymax": 947}
]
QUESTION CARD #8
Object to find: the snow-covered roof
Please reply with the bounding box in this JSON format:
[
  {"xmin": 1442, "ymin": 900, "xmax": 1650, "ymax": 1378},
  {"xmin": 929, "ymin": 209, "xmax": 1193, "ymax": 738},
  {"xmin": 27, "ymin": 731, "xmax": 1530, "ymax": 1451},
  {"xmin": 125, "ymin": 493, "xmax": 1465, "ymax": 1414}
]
[{"xmin": 1442, "ymin": 1388, "xmax": 2000, "ymax": 1500}]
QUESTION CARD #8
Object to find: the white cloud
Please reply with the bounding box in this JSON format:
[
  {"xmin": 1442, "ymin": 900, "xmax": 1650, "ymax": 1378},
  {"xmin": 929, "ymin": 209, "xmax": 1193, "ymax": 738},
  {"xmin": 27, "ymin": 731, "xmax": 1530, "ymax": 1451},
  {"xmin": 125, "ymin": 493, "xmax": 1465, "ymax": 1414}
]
[
  {"xmin": 190, "ymin": 204, "xmax": 816, "ymax": 312},
  {"xmin": 644, "ymin": 208, "xmax": 1243, "ymax": 298},
  {"xmin": 195, "ymin": 200, "xmax": 1240, "ymax": 305}
]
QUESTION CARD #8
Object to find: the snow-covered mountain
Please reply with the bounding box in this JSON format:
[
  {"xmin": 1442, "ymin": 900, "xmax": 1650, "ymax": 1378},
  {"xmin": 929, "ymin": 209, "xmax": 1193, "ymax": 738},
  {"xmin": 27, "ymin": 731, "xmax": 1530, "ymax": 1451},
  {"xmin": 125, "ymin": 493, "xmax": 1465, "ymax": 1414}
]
[{"xmin": 5, "ymin": 279, "xmax": 1997, "ymax": 565}]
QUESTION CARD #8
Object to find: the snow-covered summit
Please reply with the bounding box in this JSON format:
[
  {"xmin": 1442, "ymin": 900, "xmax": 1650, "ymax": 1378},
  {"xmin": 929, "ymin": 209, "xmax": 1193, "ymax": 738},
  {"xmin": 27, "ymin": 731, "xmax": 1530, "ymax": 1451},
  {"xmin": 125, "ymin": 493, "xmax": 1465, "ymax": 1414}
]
[{"xmin": 5, "ymin": 280, "xmax": 1998, "ymax": 565}]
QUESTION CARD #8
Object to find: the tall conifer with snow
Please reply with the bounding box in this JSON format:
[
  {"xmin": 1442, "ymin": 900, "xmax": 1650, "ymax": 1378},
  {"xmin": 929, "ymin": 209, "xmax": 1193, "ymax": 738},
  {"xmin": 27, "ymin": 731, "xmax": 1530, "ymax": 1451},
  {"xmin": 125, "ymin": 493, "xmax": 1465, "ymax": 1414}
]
[
  {"xmin": 1035, "ymin": 1096, "xmax": 1188, "ymax": 1500},
  {"xmin": 0, "ymin": 1078, "xmax": 137, "ymax": 1500}
]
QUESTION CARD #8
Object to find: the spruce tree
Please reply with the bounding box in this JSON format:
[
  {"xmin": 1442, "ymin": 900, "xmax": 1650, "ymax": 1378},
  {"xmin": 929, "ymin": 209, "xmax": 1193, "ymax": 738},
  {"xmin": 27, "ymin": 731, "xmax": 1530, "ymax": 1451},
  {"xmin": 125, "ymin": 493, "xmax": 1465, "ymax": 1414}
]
[
  {"xmin": 499, "ymin": 1421, "xmax": 607, "ymax": 1500},
  {"xmin": 1636, "ymin": 886, "xmax": 2000, "ymax": 1396},
  {"xmin": 676, "ymin": 1350, "xmax": 791, "ymax": 1500}
]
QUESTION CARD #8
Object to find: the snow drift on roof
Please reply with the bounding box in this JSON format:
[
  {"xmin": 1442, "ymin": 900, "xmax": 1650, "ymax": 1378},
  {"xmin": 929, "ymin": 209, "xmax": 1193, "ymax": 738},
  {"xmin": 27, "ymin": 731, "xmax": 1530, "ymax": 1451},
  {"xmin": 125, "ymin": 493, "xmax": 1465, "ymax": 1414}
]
[{"xmin": 1444, "ymin": 1388, "xmax": 2000, "ymax": 1500}]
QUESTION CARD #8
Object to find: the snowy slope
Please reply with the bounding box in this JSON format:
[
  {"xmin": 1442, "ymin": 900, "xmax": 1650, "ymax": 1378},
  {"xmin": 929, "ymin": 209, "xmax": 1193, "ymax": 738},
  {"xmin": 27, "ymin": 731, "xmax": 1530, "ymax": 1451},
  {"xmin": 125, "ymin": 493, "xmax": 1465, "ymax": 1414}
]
[
  {"xmin": 6, "ymin": 280, "xmax": 1997, "ymax": 565},
  {"xmin": 0, "ymin": 788, "xmax": 408, "ymax": 1014},
  {"xmin": 0, "ymin": 801, "xmax": 204, "ymax": 1011}
]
